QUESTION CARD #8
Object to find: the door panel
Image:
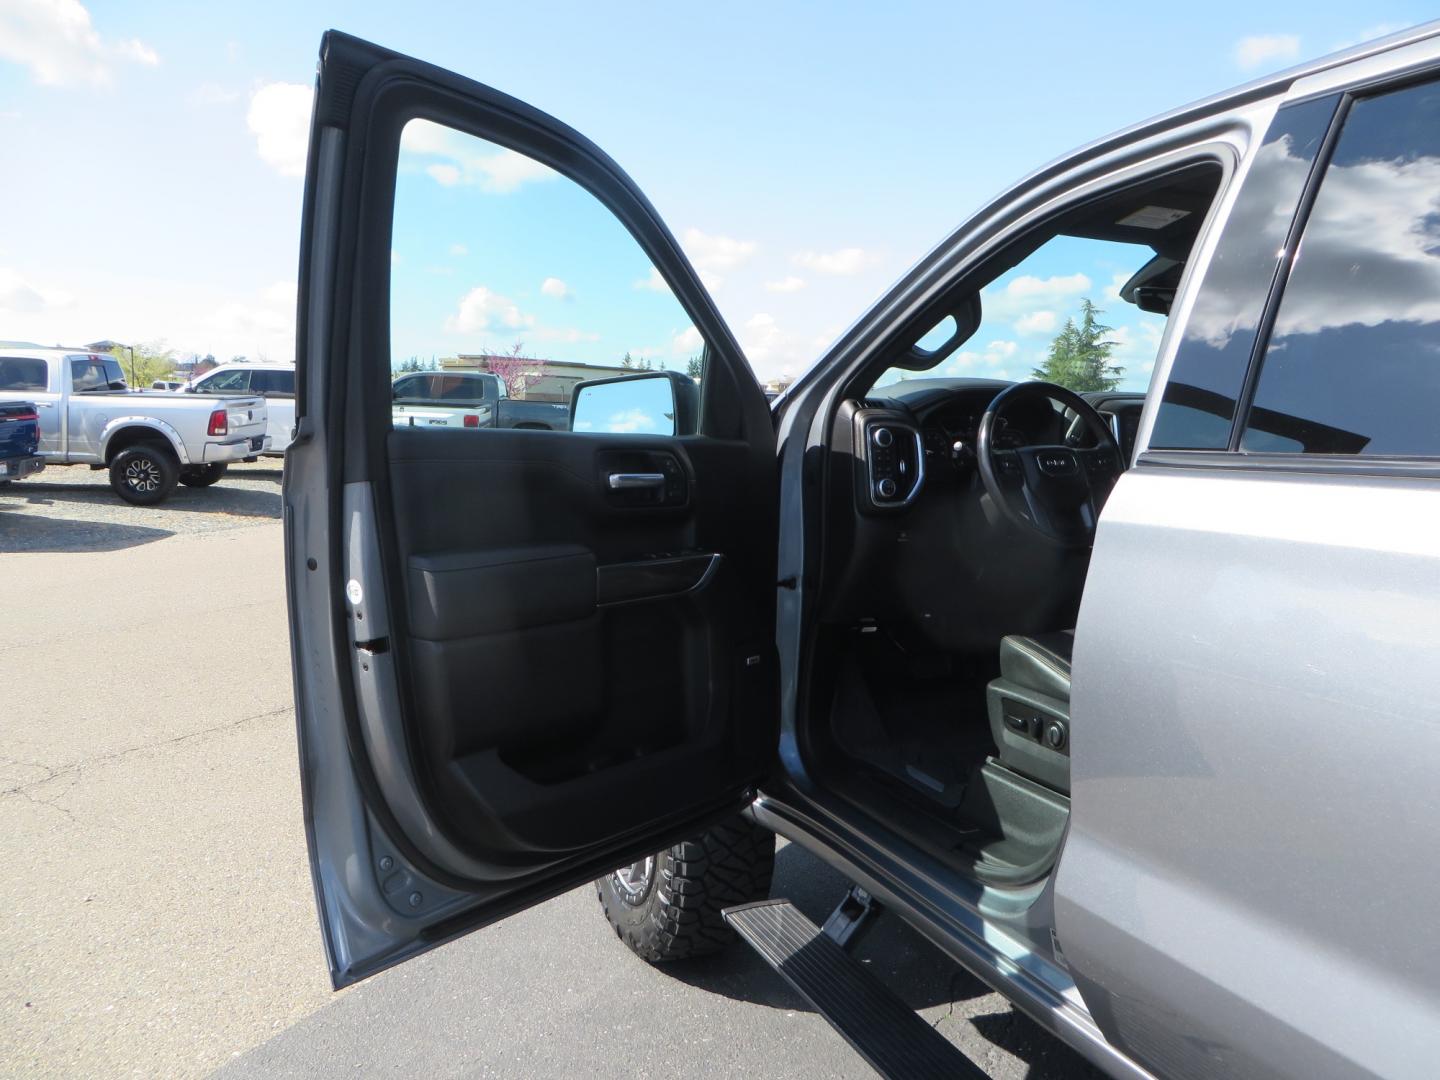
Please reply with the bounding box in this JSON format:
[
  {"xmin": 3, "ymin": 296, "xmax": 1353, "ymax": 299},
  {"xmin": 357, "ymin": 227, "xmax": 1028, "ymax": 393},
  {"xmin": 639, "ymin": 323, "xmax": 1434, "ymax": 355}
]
[
  {"xmin": 1058, "ymin": 80, "xmax": 1440, "ymax": 1078},
  {"xmin": 384, "ymin": 426, "xmax": 774, "ymax": 859},
  {"xmin": 1063, "ymin": 468, "xmax": 1440, "ymax": 1080},
  {"xmin": 287, "ymin": 31, "xmax": 777, "ymax": 986}
]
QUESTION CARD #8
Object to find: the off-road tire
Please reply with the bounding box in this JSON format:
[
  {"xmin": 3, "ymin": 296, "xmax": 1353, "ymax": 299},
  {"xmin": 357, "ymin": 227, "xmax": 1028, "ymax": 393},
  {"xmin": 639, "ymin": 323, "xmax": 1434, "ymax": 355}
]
[
  {"xmin": 179, "ymin": 463, "xmax": 228, "ymax": 487},
  {"xmin": 109, "ymin": 444, "xmax": 179, "ymax": 506},
  {"xmin": 596, "ymin": 817, "xmax": 775, "ymax": 963}
]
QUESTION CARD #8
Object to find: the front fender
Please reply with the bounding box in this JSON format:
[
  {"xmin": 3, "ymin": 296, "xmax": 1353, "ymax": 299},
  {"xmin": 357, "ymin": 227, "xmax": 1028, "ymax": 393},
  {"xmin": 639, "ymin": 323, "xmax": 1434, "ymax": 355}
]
[{"xmin": 99, "ymin": 417, "xmax": 190, "ymax": 465}]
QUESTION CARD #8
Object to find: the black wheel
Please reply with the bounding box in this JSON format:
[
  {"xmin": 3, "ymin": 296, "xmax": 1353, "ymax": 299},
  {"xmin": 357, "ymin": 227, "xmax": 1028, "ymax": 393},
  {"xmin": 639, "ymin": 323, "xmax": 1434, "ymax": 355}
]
[
  {"xmin": 596, "ymin": 816, "xmax": 775, "ymax": 962},
  {"xmin": 179, "ymin": 463, "xmax": 228, "ymax": 488},
  {"xmin": 109, "ymin": 444, "xmax": 179, "ymax": 506}
]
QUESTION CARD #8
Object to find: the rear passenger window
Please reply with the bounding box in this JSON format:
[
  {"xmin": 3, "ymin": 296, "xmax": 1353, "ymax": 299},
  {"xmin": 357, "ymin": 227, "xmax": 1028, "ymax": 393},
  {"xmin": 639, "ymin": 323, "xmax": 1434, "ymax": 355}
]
[
  {"xmin": 252, "ymin": 370, "xmax": 295, "ymax": 397},
  {"xmin": 69, "ymin": 357, "xmax": 111, "ymax": 392},
  {"xmin": 0, "ymin": 357, "xmax": 46, "ymax": 391},
  {"xmin": 1149, "ymin": 98, "xmax": 1336, "ymax": 449},
  {"xmin": 1242, "ymin": 79, "xmax": 1440, "ymax": 456}
]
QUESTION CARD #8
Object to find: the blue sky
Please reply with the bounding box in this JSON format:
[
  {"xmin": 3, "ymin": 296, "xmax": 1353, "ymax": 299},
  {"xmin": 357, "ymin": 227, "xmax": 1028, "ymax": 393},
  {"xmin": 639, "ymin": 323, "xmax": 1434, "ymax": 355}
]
[{"xmin": 1, "ymin": 2, "xmax": 1433, "ymax": 384}]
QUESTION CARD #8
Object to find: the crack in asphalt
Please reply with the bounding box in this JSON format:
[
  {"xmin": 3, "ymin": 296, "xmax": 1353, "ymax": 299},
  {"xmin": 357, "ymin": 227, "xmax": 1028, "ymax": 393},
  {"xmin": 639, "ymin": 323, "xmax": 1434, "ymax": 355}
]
[
  {"xmin": 930, "ymin": 968, "xmax": 975, "ymax": 1031},
  {"xmin": 0, "ymin": 704, "xmax": 292, "ymax": 799}
]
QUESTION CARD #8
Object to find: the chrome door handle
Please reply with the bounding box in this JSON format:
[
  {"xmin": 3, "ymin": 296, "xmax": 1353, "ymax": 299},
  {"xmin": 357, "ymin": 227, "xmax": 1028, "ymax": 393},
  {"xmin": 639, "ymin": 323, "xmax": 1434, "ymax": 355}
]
[{"xmin": 607, "ymin": 472, "xmax": 665, "ymax": 490}]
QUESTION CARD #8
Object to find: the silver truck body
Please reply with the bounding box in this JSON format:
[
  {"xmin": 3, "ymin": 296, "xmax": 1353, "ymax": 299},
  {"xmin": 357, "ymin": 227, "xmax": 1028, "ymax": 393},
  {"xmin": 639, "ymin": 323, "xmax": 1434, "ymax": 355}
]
[
  {"xmin": 7, "ymin": 347, "xmax": 270, "ymax": 467},
  {"xmin": 285, "ymin": 21, "xmax": 1440, "ymax": 1080}
]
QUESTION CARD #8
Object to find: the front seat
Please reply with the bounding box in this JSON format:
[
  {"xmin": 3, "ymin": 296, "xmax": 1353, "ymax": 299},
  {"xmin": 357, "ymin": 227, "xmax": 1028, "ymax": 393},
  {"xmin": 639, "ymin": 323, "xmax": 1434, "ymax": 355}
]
[
  {"xmin": 986, "ymin": 631, "xmax": 1073, "ymax": 794},
  {"xmin": 999, "ymin": 631, "xmax": 1072, "ymax": 703}
]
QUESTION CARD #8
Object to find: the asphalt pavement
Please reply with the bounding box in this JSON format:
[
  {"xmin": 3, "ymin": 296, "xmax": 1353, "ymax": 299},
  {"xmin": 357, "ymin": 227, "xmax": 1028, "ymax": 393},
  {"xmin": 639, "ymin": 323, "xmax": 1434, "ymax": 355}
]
[{"xmin": 1, "ymin": 466, "xmax": 1101, "ymax": 1079}]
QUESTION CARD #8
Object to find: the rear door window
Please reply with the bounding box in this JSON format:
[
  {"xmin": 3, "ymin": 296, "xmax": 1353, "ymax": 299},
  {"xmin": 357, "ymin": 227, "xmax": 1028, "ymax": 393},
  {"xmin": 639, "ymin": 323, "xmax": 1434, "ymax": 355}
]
[
  {"xmin": 251, "ymin": 370, "xmax": 296, "ymax": 397},
  {"xmin": 0, "ymin": 357, "xmax": 47, "ymax": 391},
  {"xmin": 1149, "ymin": 98, "xmax": 1337, "ymax": 449},
  {"xmin": 69, "ymin": 356, "xmax": 118, "ymax": 392},
  {"xmin": 1242, "ymin": 79, "xmax": 1440, "ymax": 456}
]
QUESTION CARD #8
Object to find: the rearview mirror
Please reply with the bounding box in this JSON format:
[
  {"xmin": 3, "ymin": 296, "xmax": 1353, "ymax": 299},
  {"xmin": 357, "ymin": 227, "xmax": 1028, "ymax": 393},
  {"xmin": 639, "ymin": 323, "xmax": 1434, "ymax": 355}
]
[{"xmin": 570, "ymin": 371, "xmax": 698, "ymax": 436}]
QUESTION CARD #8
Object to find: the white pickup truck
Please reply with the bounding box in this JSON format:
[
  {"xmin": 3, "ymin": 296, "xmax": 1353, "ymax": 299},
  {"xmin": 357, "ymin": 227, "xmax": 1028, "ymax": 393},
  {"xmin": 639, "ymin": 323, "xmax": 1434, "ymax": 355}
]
[{"xmin": 0, "ymin": 346, "xmax": 270, "ymax": 505}]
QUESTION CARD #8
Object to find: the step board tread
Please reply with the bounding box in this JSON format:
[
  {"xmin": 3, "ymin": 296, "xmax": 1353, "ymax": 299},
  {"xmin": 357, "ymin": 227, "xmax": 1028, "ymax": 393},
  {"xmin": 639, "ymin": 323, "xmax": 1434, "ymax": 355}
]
[{"xmin": 724, "ymin": 898, "xmax": 989, "ymax": 1079}]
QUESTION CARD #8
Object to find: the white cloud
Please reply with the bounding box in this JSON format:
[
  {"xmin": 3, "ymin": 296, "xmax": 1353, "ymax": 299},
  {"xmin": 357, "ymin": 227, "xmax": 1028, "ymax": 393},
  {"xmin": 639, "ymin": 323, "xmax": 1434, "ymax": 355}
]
[
  {"xmin": 738, "ymin": 312, "xmax": 806, "ymax": 376},
  {"xmin": 0, "ymin": 267, "xmax": 72, "ymax": 313},
  {"xmin": 213, "ymin": 279, "xmax": 296, "ymax": 345},
  {"xmin": 247, "ymin": 82, "xmax": 311, "ymax": 178},
  {"xmin": 445, "ymin": 286, "xmax": 534, "ymax": 334},
  {"xmin": 682, "ymin": 227, "xmax": 757, "ymax": 274},
  {"xmin": 1103, "ymin": 271, "xmax": 1131, "ymax": 305},
  {"xmin": 426, "ymin": 163, "xmax": 461, "ymax": 186},
  {"xmin": 1107, "ymin": 321, "xmax": 1164, "ymax": 379},
  {"xmin": 1015, "ymin": 310, "xmax": 1057, "ymax": 336},
  {"xmin": 449, "ymin": 243, "xmax": 468, "ymax": 256},
  {"xmin": 635, "ymin": 267, "xmax": 671, "ymax": 293},
  {"xmin": 981, "ymin": 272, "xmax": 1091, "ymax": 321},
  {"xmin": 765, "ymin": 276, "xmax": 806, "ymax": 293},
  {"xmin": 483, "ymin": 149, "xmax": 557, "ymax": 193},
  {"xmin": 943, "ymin": 339, "xmax": 1019, "ymax": 375},
  {"xmin": 1234, "ymin": 34, "xmax": 1301, "ymax": 71},
  {"xmin": 792, "ymin": 247, "xmax": 873, "ymax": 275},
  {"xmin": 540, "ymin": 277, "xmax": 571, "ymax": 300},
  {"xmin": 1005, "ymin": 272, "xmax": 1091, "ymax": 300},
  {"xmin": 672, "ymin": 325, "xmax": 703, "ymax": 354},
  {"xmin": 401, "ymin": 120, "xmax": 557, "ymax": 193},
  {"xmin": 0, "ymin": 0, "xmax": 159, "ymax": 87}
]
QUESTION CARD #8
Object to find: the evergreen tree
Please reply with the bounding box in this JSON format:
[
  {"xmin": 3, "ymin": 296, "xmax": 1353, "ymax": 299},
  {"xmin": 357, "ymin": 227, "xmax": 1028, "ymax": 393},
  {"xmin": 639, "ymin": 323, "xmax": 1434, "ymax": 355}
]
[{"xmin": 1030, "ymin": 299, "xmax": 1124, "ymax": 392}]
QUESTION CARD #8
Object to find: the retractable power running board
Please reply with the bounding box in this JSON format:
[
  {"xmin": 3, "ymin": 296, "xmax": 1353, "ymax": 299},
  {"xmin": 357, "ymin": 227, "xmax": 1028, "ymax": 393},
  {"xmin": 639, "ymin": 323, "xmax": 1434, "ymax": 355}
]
[{"xmin": 723, "ymin": 898, "xmax": 990, "ymax": 1079}]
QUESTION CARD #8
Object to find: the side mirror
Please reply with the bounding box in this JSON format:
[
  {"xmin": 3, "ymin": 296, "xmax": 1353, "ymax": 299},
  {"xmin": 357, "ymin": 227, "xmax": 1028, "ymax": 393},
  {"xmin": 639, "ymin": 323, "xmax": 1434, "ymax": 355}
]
[{"xmin": 570, "ymin": 371, "xmax": 698, "ymax": 436}]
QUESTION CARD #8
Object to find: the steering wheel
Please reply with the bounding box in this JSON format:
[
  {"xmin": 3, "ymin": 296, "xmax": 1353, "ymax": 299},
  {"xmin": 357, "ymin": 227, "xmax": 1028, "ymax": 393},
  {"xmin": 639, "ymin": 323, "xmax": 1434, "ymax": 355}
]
[{"xmin": 975, "ymin": 381, "xmax": 1124, "ymax": 547}]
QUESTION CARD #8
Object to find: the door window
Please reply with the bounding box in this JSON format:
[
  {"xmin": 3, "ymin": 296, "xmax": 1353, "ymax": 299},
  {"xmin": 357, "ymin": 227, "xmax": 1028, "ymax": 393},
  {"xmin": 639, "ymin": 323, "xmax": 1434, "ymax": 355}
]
[
  {"xmin": 390, "ymin": 120, "xmax": 706, "ymax": 434},
  {"xmin": 1242, "ymin": 80, "xmax": 1440, "ymax": 456},
  {"xmin": 70, "ymin": 356, "xmax": 123, "ymax": 392},
  {"xmin": 1149, "ymin": 98, "xmax": 1338, "ymax": 449},
  {"xmin": 250, "ymin": 369, "xmax": 295, "ymax": 397},
  {"xmin": 0, "ymin": 357, "xmax": 47, "ymax": 391},
  {"xmin": 200, "ymin": 369, "xmax": 252, "ymax": 392}
]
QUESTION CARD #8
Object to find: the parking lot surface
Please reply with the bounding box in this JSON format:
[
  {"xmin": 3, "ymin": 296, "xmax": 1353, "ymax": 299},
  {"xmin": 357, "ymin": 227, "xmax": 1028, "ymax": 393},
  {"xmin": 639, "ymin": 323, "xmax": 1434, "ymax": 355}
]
[{"xmin": 1, "ymin": 471, "xmax": 1099, "ymax": 1079}]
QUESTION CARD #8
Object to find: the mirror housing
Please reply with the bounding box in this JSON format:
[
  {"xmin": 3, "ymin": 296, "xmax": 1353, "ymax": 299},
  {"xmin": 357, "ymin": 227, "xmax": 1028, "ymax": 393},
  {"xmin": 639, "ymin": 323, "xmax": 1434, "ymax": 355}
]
[{"xmin": 570, "ymin": 371, "xmax": 699, "ymax": 436}]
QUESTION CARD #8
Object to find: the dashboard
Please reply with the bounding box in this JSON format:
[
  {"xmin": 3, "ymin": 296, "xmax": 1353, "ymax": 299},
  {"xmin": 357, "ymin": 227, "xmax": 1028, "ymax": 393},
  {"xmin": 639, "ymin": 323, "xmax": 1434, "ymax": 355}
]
[{"xmin": 857, "ymin": 379, "xmax": 1143, "ymax": 503}]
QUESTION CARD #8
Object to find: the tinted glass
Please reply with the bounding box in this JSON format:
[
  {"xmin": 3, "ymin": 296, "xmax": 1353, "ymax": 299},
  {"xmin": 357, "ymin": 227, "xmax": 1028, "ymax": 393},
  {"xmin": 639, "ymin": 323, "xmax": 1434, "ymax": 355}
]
[
  {"xmin": 1150, "ymin": 97, "xmax": 1337, "ymax": 449},
  {"xmin": 201, "ymin": 369, "xmax": 251, "ymax": 392},
  {"xmin": 70, "ymin": 357, "xmax": 114, "ymax": 391},
  {"xmin": 0, "ymin": 357, "xmax": 47, "ymax": 391},
  {"xmin": 251, "ymin": 369, "xmax": 295, "ymax": 396},
  {"xmin": 1243, "ymin": 81, "xmax": 1440, "ymax": 456},
  {"xmin": 390, "ymin": 119, "xmax": 705, "ymax": 435}
]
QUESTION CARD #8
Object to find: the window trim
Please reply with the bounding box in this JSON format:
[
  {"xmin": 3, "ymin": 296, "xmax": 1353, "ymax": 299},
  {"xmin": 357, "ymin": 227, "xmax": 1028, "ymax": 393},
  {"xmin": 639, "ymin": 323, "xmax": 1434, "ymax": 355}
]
[
  {"xmin": 1137, "ymin": 448, "xmax": 1440, "ymax": 480},
  {"xmin": 1224, "ymin": 93, "xmax": 1353, "ymax": 452},
  {"xmin": 1158, "ymin": 69, "xmax": 1440, "ymax": 470}
]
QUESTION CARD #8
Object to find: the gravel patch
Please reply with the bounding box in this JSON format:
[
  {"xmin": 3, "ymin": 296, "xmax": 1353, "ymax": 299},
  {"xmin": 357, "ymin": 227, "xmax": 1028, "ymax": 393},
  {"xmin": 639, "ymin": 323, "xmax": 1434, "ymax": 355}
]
[{"xmin": 0, "ymin": 459, "xmax": 282, "ymax": 554}]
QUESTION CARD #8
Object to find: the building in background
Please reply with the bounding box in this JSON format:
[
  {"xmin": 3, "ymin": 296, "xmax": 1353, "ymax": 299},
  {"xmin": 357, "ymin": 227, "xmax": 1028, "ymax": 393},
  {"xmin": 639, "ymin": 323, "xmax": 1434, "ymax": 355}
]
[{"xmin": 440, "ymin": 353, "xmax": 632, "ymax": 402}]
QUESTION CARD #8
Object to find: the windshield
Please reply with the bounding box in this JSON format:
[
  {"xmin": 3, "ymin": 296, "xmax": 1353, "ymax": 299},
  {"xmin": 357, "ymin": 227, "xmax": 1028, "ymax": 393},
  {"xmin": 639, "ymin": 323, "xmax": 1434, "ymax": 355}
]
[{"xmin": 873, "ymin": 235, "xmax": 1170, "ymax": 395}]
